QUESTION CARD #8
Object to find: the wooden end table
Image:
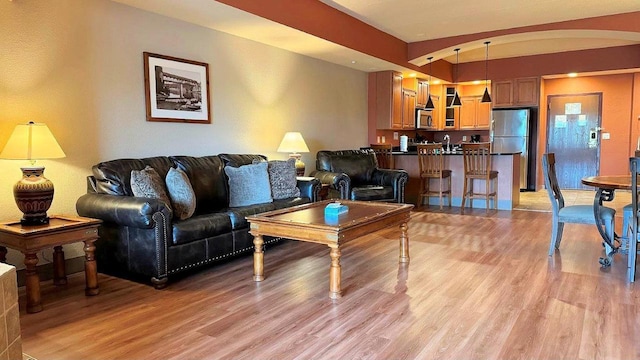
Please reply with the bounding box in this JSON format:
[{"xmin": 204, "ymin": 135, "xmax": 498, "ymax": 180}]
[{"xmin": 0, "ymin": 215, "xmax": 102, "ymax": 313}]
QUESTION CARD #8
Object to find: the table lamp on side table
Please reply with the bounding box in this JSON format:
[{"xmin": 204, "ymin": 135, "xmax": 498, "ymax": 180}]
[
  {"xmin": 277, "ymin": 131, "xmax": 309, "ymax": 176},
  {"xmin": 0, "ymin": 121, "xmax": 66, "ymax": 225}
]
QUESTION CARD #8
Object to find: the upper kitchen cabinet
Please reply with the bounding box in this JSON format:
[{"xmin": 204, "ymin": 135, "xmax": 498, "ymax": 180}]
[
  {"xmin": 371, "ymin": 71, "xmax": 403, "ymax": 129},
  {"xmin": 492, "ymin": 77, "xmax": 540, "ymax": 108},
  {"xmin": 403, "ymin": 78, "xmax": 430, "ymax": 108},
  {"xmin": 443, "ymin": 86, "xmax": 460, "ymax": 130},
  {"xmin": 459, "ymin": 96, "xmax": 491, "ymax": 129},
  {"xmin": 402, "ymin": 89, "xmax": 416, "ymax": 129}
]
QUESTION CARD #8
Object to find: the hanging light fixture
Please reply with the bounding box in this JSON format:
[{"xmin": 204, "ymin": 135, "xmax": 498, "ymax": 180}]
[
  {"xmin": 481, "ymin": 41, "xmax": 492, "ymax": 103},
  {"xmin": 450, "ymin": 48, "xmax": 462, "ymax": 107},
  {"xmin": 424, "ymin": 56, "xmax": 435, "ymax": 110}
]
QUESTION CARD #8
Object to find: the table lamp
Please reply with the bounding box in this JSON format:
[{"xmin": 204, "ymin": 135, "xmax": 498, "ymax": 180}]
[
  {"xmin": 0, "ymin": 121, "xmax": 66, "ymax": 225},
  {"xmin": 277, "ymin": 132, "xmax": 309, "ymax": 176}
]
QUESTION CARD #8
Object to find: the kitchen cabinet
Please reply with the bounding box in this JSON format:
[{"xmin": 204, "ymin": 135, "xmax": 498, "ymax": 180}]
[
  {"xmin": 372, "ymin": 71, "xmax": 403, "ymax": 129},
  {"xmin": 459, "ymin": 96, "xmax": 491, "ymax": 129},
  {"xmin": 492, "ymin": 77, "xmax": 539, "ymax": 108},
  {"xmin": 430, "ymin": 95, "xmax": 441, "ymax": 129},
  {"xmin": 402, "ymin": 78, "xmax": 429, "ymax": 108},
  {"xmin": 402, "ymin": 89, "xmax": 416, "ymax": 129},
  {"xmin": 443, "ymin": 86, "xmax": 459, "ymax": 130}
]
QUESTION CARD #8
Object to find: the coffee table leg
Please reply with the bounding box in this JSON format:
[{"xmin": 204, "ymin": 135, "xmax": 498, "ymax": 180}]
[
  {"xmin": 24, "ymin": 252, "xmax": 42, "ymax": 313},
  {"xmin": 53, "ymin": 245, "xmax": 67, "ymax": 285},
  {"xmin": 329, "ymin": 244, "xmax": 342, "ymax": 299},
  {"xmin": 84, "ymin": 240, "xmax": 100, "ymax": 296},
  {"xmin": 253, "ymin": 234, "xmax": 264, "ymax": 281},
  {"xmin": 399, "ymin": 222, "xmax": 410, "ymax": 263},
  {"xmin": 0, "ymin": 246, "xmax": 6, "ymax": 263}
]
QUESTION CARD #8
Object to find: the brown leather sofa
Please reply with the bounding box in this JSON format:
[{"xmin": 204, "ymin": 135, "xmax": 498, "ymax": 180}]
[
  {"xmin": 310, "ymin": 149, "xmax": 408, "ymax": 203},
  {"xmin": 76, "ymin": 154, "xmax": 320, "ymax": 288}
]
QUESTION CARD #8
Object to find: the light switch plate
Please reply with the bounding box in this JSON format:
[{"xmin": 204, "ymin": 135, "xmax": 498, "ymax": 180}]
[
  {"xmin": 462, "ymin": 135, "xmax": 467, "ymax": 141},
  {"xmin": 602, "ymin": 133, "xmax": 611, "ymax": 140},
  {"xmin": 393, "ymin": 132, "xmax": 399, "ymax": 140}
]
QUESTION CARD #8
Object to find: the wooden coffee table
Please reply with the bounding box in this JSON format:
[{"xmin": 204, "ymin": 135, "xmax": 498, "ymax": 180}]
[
  {"xmin": 0, "ymin": 215, "xmax": 101, "ymax": 313},
  {"xmin": 247, "ymin": 200, "xmax": 413, "ymax": 299}
]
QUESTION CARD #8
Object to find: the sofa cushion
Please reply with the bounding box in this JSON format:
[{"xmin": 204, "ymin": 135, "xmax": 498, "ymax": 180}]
[
  {"xmin": 225, "ymin": 162, "xmax": 273, "ymax": 207},
  {"xmin": 172, "ymin": 212, "xmax": 233, "ymax": 245},
  {"xmin": 130, "ymin": 166, "xmax": 172, "ymax": 211},
  {"xmin": 171, "ymin": 155, "xmax": 228, "ymax": 215},
  {"xmin": 92, "ymin": 157, "xmax": 173, "ymax": 196},
  {"xmin": 266, "ymin": 158, "xmax": 301, "ymax": 200},
  {"xmin": 219, "ymin": 153, "xmax": 267, "ymax": 168},
  {"xmin": 225, "ymin": 202, "xmax": 277, "ymax": 230},
  {"xmin": 316, "ymin": 150, "xmax": 377, "ymax": 185},
  {"xmin": 272, "ymin": 197, "xmax": 309, "ymax": 210},
  {"xmin": 351, "ymin": 185, "xmax": 394, "ymax": 201},
  {"xmin": 165, "ymin": 167, "xmax": 196, "ymax": 220}
]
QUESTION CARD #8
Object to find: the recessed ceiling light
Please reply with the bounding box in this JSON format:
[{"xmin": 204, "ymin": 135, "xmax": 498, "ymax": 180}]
[
  {"xmin": 473, "ymin": 80, "xmax": 481, "ymax": 85},
  {"xmin": 432, "ymin": 80, "xmax": 441, "ymax": 85},
  {"xmin": 351, "ymin": 60, "xmax": 357, "ymax": 64},
  {"xmin": 568, "ymin": 72, "xmax": 578, "ymax": 77},
  {"xmin": 409, "ymin": 73, "xmax": 416, "ymax": 78}
]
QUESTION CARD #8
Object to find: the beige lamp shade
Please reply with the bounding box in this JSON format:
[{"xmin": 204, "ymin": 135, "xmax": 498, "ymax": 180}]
[
  {"xmin": 0, "ymin": 121, "xmax": 66, "ymax": 161},
  {"xmin": 277, "ymin": 132, "xmax": 309, "ymax": 154}
]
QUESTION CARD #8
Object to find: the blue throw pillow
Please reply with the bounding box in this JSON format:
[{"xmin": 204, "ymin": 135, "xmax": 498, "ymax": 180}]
[{"xmin": 224, "ymin": 162, "xmax": 273, "ymax": 207}]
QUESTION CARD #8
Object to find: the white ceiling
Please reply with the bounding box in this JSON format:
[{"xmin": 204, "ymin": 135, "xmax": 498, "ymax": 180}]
[{"xmin": 112, "ymin": 0, "xmax": 640, "ymax": 76}]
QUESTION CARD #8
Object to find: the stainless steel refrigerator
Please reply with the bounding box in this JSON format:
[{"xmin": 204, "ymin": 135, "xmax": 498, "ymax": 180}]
[{"xmin": 490, "ymin": 109, "xmax": 532, "ymax": 190}]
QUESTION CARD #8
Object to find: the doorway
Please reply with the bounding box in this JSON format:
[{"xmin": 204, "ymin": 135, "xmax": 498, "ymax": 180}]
[{"xmin": 546, "ymin": 93, "xmax": 602, "ymax": 189}]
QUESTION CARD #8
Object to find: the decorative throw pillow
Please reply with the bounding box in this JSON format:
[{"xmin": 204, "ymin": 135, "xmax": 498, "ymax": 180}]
[
  {"xmin": 165, "ymin": 167, "xmax": 196, "ymax": 220},
  {"xmin": 224, "ymin": 162, "xmax": 273, "ymax": 207},
  {"xmin": 130, "ymin": 166, "xmax": 172, "ymax": 211},
  {"xmin": 266, "ymin": 158, "xmax": 300, "ymax": 200}
]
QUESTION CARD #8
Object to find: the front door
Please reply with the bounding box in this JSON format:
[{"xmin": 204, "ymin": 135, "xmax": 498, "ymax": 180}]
[{"xmin": 546, "ymin": 93, "xmax": 602, "ymax": 189}]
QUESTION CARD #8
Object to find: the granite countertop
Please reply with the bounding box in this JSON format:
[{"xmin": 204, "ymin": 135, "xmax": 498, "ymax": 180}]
[{"xmin": 392, "ymin": 151, "xmax": 521, "ymax": 156}]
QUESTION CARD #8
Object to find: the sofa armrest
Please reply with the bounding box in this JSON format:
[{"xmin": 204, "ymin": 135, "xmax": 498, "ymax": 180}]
[
  {"xmin": 309, "ymin": 170, "xmax": 350, "ymax": 199},
  {"xmin": 296, "ymin": 177, "xmax": 322, "ymax": 202},
  {"xmin": 371, "ymin": 169, "xmax": 409, "ymax": 203},
  {"xmin": 76, "ymin": 193, "xmax": 172, "ymax": 229}
]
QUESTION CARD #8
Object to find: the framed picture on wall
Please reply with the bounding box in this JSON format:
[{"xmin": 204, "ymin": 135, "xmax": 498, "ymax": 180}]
[{"xmin": 143, "ymin": 52, "xmax": 211, "ymax": 124}]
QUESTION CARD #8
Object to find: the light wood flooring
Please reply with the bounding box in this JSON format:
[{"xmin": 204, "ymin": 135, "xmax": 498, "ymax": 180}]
[{"xmin": 19, "ymin": 206, "xmax": 640, "ymax": 360}]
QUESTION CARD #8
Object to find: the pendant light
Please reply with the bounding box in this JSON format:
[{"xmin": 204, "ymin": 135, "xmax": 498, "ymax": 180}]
[
  {"xmin": 450, "ymin": 48, "xmax": 462, "ymax": 107},
  {"xmin": 424, "ymin": 56, "xmax": 435, "ymax": 110},
  {"xmin": 481, "ymin": 41, "xmax": 492, "ymax": 103}
]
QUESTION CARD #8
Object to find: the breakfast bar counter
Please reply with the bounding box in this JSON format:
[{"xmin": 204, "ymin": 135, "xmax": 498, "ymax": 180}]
[{"xmin": 394, "ymin": 152, "xmax": 521, "ymax": 210}]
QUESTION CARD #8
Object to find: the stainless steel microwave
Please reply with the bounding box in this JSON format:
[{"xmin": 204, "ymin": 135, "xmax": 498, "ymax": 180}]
[{"xmin": 416, "ymin": 109, "xmax": 434, "ymax": 129}]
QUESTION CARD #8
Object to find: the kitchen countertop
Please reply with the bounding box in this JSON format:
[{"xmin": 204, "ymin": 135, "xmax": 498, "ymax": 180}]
[{"xmin": 392, "ymin": 151, "xmax": 521, "ymax": 156}]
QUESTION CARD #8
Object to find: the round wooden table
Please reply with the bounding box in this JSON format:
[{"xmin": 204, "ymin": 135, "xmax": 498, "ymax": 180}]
[{"xmin": 581, "ymin": 175, "xmax": 631, "ymax": 267}]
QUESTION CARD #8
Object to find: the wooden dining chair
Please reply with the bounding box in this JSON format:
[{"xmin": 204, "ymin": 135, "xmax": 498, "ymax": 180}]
[
  {"xmin": 369, "ymin": 144, "xmax": 394, "ymax": 169},
  {"xmin": 461, "ymin": 142, "xmax": 498, "ymax": 212},
  {"xmin": 543, "ymin": 153, "xmax": 616, "ymax": 256},
  {"xmin": 417, "ymin": 144, "xmax": 451, "ymax": 209},
  {"xmin": 629, "ymin": 156, "xmax": 640, "ymax": 282}
]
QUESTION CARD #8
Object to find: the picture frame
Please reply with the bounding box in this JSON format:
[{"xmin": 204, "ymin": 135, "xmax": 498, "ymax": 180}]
[{"xmin": 143, "ymin": 52, "xmax": 211, "ymax": 124}]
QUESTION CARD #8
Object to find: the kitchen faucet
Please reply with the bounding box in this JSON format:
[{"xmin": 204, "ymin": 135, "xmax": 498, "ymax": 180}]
[{"xmin": 443, "ymin": 134, "xmax": 450, "ymax": 151}]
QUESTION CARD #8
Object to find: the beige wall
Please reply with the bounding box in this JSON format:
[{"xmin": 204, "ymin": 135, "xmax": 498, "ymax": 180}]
[{"xmin": 0, "ymin": 0, "xmax": 368, "ymax": 267}]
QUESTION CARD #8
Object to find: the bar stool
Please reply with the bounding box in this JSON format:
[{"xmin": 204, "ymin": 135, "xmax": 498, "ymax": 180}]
[
  {"xmin": 369, "ymin": 144, "xmax": 394, "ymax": 169},
  {"xmin": 417, "ymin": 144, "xmax": 451, "ymax": 209},
  {"xmin": 461, "ymin": 142, "xmax": 498, "ymax": 212}
]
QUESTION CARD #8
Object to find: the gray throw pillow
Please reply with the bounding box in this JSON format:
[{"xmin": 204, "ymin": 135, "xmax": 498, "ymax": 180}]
[
  {"xmin": 224, "ymin": 162, "xmax": 273, "ymax": 207},
  {"xmin": 165, "ymin": 167, "xmax": 196, "ymax": 220},
  {"xmin": 130, "ymin": 166, "xmax": 172, "ymax": 211},
  {"xmin": 266, "ymin": 158, "xmax": 300, "ymax": 200}
]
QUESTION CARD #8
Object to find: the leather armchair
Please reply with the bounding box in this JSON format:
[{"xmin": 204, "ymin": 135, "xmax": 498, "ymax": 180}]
[{"xmin": 310, "ymin": 149, "xmax": 408, "ymax": 203}]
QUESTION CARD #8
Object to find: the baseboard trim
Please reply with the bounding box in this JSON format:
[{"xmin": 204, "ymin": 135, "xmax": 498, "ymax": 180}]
[{"xmin": 16, "ymin": 256, "xmax": 86, "ymax": 287}]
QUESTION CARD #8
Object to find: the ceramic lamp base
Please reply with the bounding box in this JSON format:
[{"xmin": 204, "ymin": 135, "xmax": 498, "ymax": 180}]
[
  {"xmin": 289, "ymin": 154, "xmax": 305, "ymax": 176},
  {"xmin": 14, "ymin": 166, "xmax": 54, "ymax": 226}
]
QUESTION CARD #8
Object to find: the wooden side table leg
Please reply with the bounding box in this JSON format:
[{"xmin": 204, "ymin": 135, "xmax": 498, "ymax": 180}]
[
  {"xmin": 24, "ymin": 252, "xmax": 42, "ymax": 313},
  {"xmin": 329, "ymin": 244, "xmax": 342, "ymax": 299},
  {"xmin": 253, "ymin": 234, "xmax": 264, "ymax": 281},
  {"xmin": 53, "ymin": 245, "xmax": 67, "ymax": 285},
  {"xmin": 399, "ymin": 222, "xmax": 410, "ymax": 264},
  {"xmin": 0, "ymin": 246, "xmax": 6, "ymax": 263},
  {"xmin": 84, "ymin": 239, "xmax": 100, "ymax": 296}
]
